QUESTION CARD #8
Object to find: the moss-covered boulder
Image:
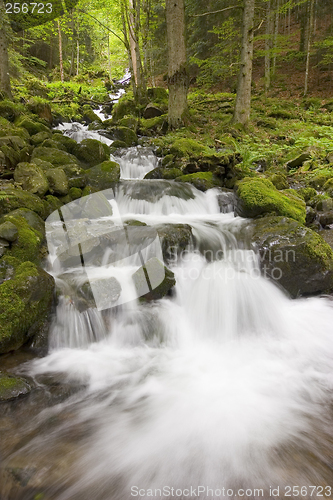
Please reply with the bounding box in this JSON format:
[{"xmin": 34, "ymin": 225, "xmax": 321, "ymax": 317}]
[
  {"xmin": 0, "ymin": 187, "xmax": 46, "ymax": 219},
  {"xmin": 15, "ymin": 116, "xmax": 50, "ymax": 136},
  {"xmin": 108, "ymin": 126, "xmax": 138, "ymax": 146},
  {"xmin": 30, "ymin": 131, "xmax": 52, "ymax": 145},
  {"xmin": 0, "ymin": 135, "xmax": 31, "ymax": 168},
  {"xmin": 143, "ymin": 104, "xmax": 163, "ymax": 119},
  {"xmin": 0, "ymin": 221, "xmax": 18, "ymax": 242},
  {"xmin": 156, "ymin": 224, "xmax": 193, "ymax": 261},
  {"xmin": 84, "ymin": 160, "xmax": 120, "ymax": 190},
  {"xmin": 266, "ymin": 172, "xmax": 289, "ymax": 190},
  {"xmin": 0, "ymin": 117, "xmax": 30, "ymax": 141},
  {"xmin": 112, "ymin": 98, "xmax": 139, "ymax": 121},
  {"xmin": 118, "ymin": 116, "xmax": 138, "ymax": 131},
  {"xmin": 250, "ymin": 216, "xmax": 333, "ymax": 297},
  {"xmin": 73, "ymin": 139, "xmax": 110, "ymax": 167},
  {"xmin": 41, "ymin": 138, "xmax": 67, "ymax": 151},
  {"xmin": 51, "ymin": 134, "xmax": 78, "ymax": 155},
  {"xmin": 14, "ymin": 163, "xmax": 49, "ymax": 197},
  {"xmin": 170, "ymin": 138, "xmax": 209, "ymax": 157},
  {"xmin": 81, "ymin": 105, "xmax": 102, "ymax": 124},
  {"xmin": 138, "ymin": 115, "xmax": 168, "ymax": 136},
  {"xmin": 235, "ymin": 178, "xmax": 306, "ymax": 224},
  {"xmin": 69, "ymin": 187, "xmax": 82, "ymax": 200},
  {"xmin": 0, "ymin": 101, "xmax": 25, "ymax": 122},
  {"xmin": 4, "ymin": 208, "xmax": 45, "ymax": 235},
  {"xmin": 0, "ymin": 212, "xmax": 45, "ymax": 263},
  {"xmin": 144, "ymin": 167, "xmax": 183, "ymax": 180},
  {"xmin": 31, "ymin": 147, "xmax": 79, "ymax": 167},
  {"xmin": 132, "ymin": 257, "xmax": 176, "ymax": 301},
  {"xmin": 0, "ymin": 373, "xmax": 31, "ymax": 401},
  {"xmin": 0, "ymin": 259, "xmax": 54, "ymax": 353},
  {"xmin": 43, "ymin": 195, "xmax": 63, "ymax": 218},
  {"xmin": 46, "ymin": 168, "xmax": 69, "ymax": 196},
  {"xmin": 175, "ymin": 172, "xmax": 222, "ymax": 191}
]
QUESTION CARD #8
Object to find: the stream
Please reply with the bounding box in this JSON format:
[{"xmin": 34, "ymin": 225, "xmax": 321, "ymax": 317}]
[{"xmin": 0, "ymin": 122, "xmax": 333, "ymax": 500}]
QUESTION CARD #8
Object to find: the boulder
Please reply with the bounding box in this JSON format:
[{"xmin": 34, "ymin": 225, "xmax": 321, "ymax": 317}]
[
  {"xmin": 81, "ymin": 105, "xmax": 102, "ymax": 124},
  {"xmin": 286, "ymin": 151, "xmax": 312, "ymax": 170},
  {"xmin": 46, "ymin": 168, "xmax": 69, "ymax": 196},
  {"xmin": 0, "ymin": 101, "xmax": 25, "ymax": 122},
  {"xmin": 30, "ymin": 131, "xmax": 52, "ymax": 145},
  {"xmin": 15, "ymin": 116, "xmax": 50, "ymax": 136},
  {"xmin": 170, "ymin": 138, "xmax": 208, "ymax": 157},
  {"xmin": 132, "ymin": 257, "xmax": 176, "ymax": 301},
  {"xmin": 84, "ymin": 161, "xmax": 120, "ymax": 190},
  {"xmin": 156, "ymin": 224, "xmax": 193, "ymax": 261},
  {"xmin": 52, "ymin": 134, "xmax": 78, "ymax": 154},
  {"xmin": 0, "ymin": 259, "xmax": 54, "ymax": 353},
  {"xmin": 107, "ymin": 126, "xmax": 138, "ymax": 147},
  {"xmin": 144, "ymin": 167, "xmax": 183, "ymax": 180},
  {"xmin": 31, "ymin": 147, "xmax": 79, "ymax": 167},
  {"xmin": 0, "ymin": 187, "xmax": 46, "ymax": 219},
  {"xmin": 41, "ymin": 138, "xmax": 67, "ymax": 151},
  {"xmin": 143, "ymin": 104, "xmax": 163, "ymax": 119},
  {"xmin": 235, "ymin": 178, "xmax": 306, "ymax": 224},
  {"xmin": 43, "ymin": 195, "xmax": 63, "ymax": 218},
  {"xmin": 250, "ymin": 216, "xmax": 333, "ymax": 297},
  {"xmin": 73, "ymin": 139, "xmax": 110, "ymax": 167},
  {"xmin": 175, "ymin": 172, "xmax": 222, "ymax": 191},
  {"xmin": 118, "ymin": 116, "xmax": 138, "ymax": 131},
  {"xmin": 0, "ymin": 373, "xmax": 31, "ymax": 401},
  {"xmin": 0, "ymin": 212, "xmax": 45, "ymax": 263},
  {"xmin": 0, "ymin": 221, "xmax": 18, "ymax": 242},
  {"xmin": 14, "ymin": 163, "xmax": 49, "ymax": 197},
  {"xmin": 112, "ymin": 98, "xmax": 139, "ymax": 121}
]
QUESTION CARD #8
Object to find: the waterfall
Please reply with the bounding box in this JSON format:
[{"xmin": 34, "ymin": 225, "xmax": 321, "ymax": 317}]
[{"xmin": 4, "ymin": 136, "xmax": 333, "ymax": 500}]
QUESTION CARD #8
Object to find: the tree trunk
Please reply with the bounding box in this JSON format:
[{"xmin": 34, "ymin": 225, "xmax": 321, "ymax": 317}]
[
  {"xmin": 166, "ymin": 0, "xmax": 188, "ymax": 129},
  {"xmin": 0, "ymin": 0, "xmax": 12, "ymax": 99},
  {"xmin": 232, "ymin": 0, "xmax": 255, "ymax": 127},
  {"xmin": 57, "ymin": 19, "xmax": 64, "ymax": 82},
  {"xmin": 265, "ymin": 0, "xmax": 272, "ymax": 94},
  {"xmin": 76, "ymin": 39, "xmax": 79, "ymax": 76},
  {"xmin": 272, "ymin": 0, "xmax": 280, "ymax": 76},
  {"xmin": 304, "ymin": 0, "xmax": 314, "ymax": 96}
]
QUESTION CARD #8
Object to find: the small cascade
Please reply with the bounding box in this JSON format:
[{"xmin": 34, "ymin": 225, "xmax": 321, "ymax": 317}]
[
  {"xmin": 56, "ymin": 122, "xmax": 114, "ymax": 146},
  {"xmin": 115, "ymin": 146, "xmax": 159, "ymax": 179}
]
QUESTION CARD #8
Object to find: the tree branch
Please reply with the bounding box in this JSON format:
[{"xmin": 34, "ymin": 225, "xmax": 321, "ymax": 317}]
[
  {"xmin": 192, "ymin": 5, "xmax": 241, "ymax": 17},
  {"xmin": 78, "ymin": 9, "xmax": 126, "ymax": 46}
]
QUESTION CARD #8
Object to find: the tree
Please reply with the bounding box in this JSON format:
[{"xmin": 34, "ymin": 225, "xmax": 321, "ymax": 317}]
[
  {"xmin": 0, "ymin": 0, "xmax": 13, "ymax": 99},
  {"xmin": 166, "ymin": 0, "xmax": 188, "ymax": 128},
  {"xmin": 232, "ymin": 0, "xmax": 255, "ymax": 126}
]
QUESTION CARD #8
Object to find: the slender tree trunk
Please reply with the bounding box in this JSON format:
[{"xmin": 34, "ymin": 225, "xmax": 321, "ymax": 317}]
[
  {"xmin": 0, "ymin": 0, "xmax": 12, "ymax": 99},
  {"xmin": 265, "ymin": 0, "xmax": 272, "ymax": 94},
  {"xmin": 272, "ymin": 0, "xmax": 280, "ymax": 76},
  {"xmin": 57, "ymin": 19, "xmax": 64, "ymax": 82},
  {"xmin": 76, "ymin": 39, "xmax": 79, "ymax": 76},
  {"xmin": 107, "ymin": 34, "xmax": 112, "ymax": 80},
  {"xmin": 121, "ymin": 2, "xmax": 136, "ymax": 95},
  {"xmin": 304, "ymin": 0, "xmax": 314, "ymax": 96},
  {"xmin": 233, "ymin": 0, "xmax": 255, "ymax": 126},
  {"xmin": 166, "ymin": 0, "xmax": 188, "ymax": 129}
]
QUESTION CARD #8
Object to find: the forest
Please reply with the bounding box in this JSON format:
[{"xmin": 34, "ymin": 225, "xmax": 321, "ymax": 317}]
[{"xmin": 1, "ymin": 0, "xmax": 333, "ymax": 498}]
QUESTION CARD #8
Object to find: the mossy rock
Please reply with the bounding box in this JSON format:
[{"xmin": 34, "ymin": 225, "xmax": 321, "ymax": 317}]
[
  {"xmin": 266, "ymin": 173, "xmax": 289, "ymax": 190},
  {"xmin": 51, "ymin": 134, "xmax": 78, "ymax": 154},
  {"xmin": 132, "ymin": 257, "xmax": 175, "ymax": 302},
  {"xmin": 0, "ymin": 260, "xmax": 54, "ymax": 353},
  {"xmin": 0, "ymin": 221, "xmax": 18, "ymax": 242},
  {"xmin": 138, "ymin": 115, "xmax": 168, "ymax": 136},
  {"xmin": 0, "ymin": 117, "xmax": 30, "ymax": 141},
  {"xmin": 30, "ymin": 131, "xmax": 52, "ymax": 145},
  {"xmin": 46, "ymin": 168, "xmax": 69, "ymax": 196},
  {"xmin": 110, "ymin": 140, "xmax": 128, "ymax": 150},
  {"xmin": 0, "ymin": 101, "xmax": 25, "ymax": 122},
  {"xmin": 144, "ymin": 167, "xmax": 183, "ymax": 180},
  {"xmin": 31, "ymin": 147, "xmax": 79, "ymax": 167},
  {"xmin": 14, "ymin": 163, "xmax": 49, "ymax": 197},
  {"xmin": 81, "ymin": 105, "xmax": 102, "ymax": 124},
  {"xmin": 73, "ymin": 139, "xmax": 110, "ymax": 167},
  {"xmin": 175, "ymin": 172, "xmax": 222, "ymax": 192},
  {"xmin": 107, "ymin": 126, "xmax": 138, "ymax": 146},
  {"xmin": 170, "ymin": 138, "xmax": 209, "ymax": 158},
  {"xmin": 250, "ymin": 216, "xmax": 333, "ymax": 297},
  {"xmin": 4, "ymin": 208, "xmax": 45, "ymax": 236},
  {"xmin": 0, "ymin": 135, "xmax": 32, "ymax": 168},
  {"xmin": 112, "ymin": 98, "xmax": 139, "ymax": 121},
  {"xmin": 0, "ymin": 212, "xmax": 45, "ymax": 263},
  {"xmin": 121, "ymin": 179, "xmax": 195, "ymax": 202},
  {"xmin": 84, "ymin": 160, "xmax": 120, "ymax": 190},
  {"xmin": 15, "ymin": 116, "xmax": 50, "ymax": 136},
  {"xmin": 118, "ymin": 116, "xmax": 138, "ymax": 131},
  {"xmin": 156, "ymin": 224, "xmax": 192, "ymax": 261},
  {"xmin": 82, "ymin": 185, "xmax": 99, "ymax": 197},
  {"xmin": 0, "ymin": 373, "xmax": 31, "ymax": 401},
  {"xmin": 43, "ymin": 195, "xmax": 63, "ymax": 218},
  {"xmin": 297, "ymin": 187, "xmax": 317, "ymax": 202},
  {"xmin": 0, "ymin": 187, "xmax": 46, "ymax": 219},
  {"xmin": 235, "ymin": 178, "xmax": 306, "ymax": 224},
  {"xmin": 307, "ymin": 193, "xmax": 330, "ymax": 209},
  {"xmin": 323, "ymin": 178, "xmax": 333, "ymax": 191},
  {"xmin": 307, "ymin": 171, "xmax": 333, "ymax": 190},
  {"xmin": 69, "ymin": 187, "xmax": 82, "ymax": 200},
  {"xmin": 32, "ymin": 158, "xmax": 54, "ymax": 171},
  {"xmin": 40, "ymin": 138, "xmax": 67, "ymax": 151}
]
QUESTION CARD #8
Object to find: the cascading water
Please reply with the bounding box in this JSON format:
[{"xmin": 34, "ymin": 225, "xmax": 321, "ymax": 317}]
[{"xmin": 2, "ymin": 135, "xmax": 333, "ymax": 500}]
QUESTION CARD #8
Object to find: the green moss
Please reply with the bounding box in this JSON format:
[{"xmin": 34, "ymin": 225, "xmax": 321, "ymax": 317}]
[
  {"xmin": 175, "ymin": 171, "xmax": 222, "ymax": 191},
  {"xmin": 31, "ymin": 147, "xmax": 79, "ymax": 167},
  {"xmin": 82, "ymin": 185, "xmax": 100, "ymax": 197},
  {"xmin": 73, "ymin": 139, "xmax": 110, "ymax": 167},
  {"xmin": 297, "ymin": 187, "xmax": 317, "ymax": 202},
  {"xmin": 15, "ymin": 116, "xmax": 50, "ymax": 135},
  {"xmin": 112, "ymin": 98, "xmax": 139, "ymax": 121},
  {"xmin": 170, "ymin": 138, "xmax": 210, "ymax": 157},
  {"xmin": 69, "ymin": 187, "xmax": 82, "ymax": 200},
  {"xmin": 0, "ymin": 101, "xmax": 25, "ymax": 122},
  {"xmin": 0, "ymin": 187, "xmax": 46, "ymax": 219},
  {"xmin": 235, "ymin": 178, "xmax": 306, "ymax": 223},
  {"xmin": 0, "ymin": 373, "xmax": 31, "ymax": 401},
  {"xmin": 0, "ymin": 214, "xmax": 44, "ymax": 264},
  {"xmin": 266, "ymin": 173, "xmax": 289, "ymax": 190},
  {"xmin": 84, "ymin": 161, "xmax": 120, "ymax": 190}
]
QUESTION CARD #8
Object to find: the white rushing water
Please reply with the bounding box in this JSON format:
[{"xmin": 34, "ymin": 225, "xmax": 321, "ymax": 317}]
[{"xmin": 6, "ymin": 135, "xmax": 333, "ymax": 500}]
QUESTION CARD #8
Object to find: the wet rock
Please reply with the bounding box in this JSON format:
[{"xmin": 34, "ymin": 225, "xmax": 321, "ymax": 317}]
[
  {"xmin": 0, "ymin": 221, "xmax": 18, "ymax": 242},
  {"xmin": 108, "ymin": 126, "xmax": 138, "ymax": 147},
  {"xmin": 43, "ymin": 195, "xmax": 63, "ymax": 218},
  {"xmin": 0, "ymin": 260, "xmax": 54, "ymax": 353},
  {"xmin": 121, "ymin": 179, "xmax": 195, "ymax": 202},
  {"xmin": 14, "ymin": 163, "xmax": 49, "ymax": 197},
  {"xmin": 235, "ymin": 178, "xmax": 306, "ymax": 224},
  {"xmin": 156, "ymin": 224, "xmax": 193, "ymax": 261},
  {"xmin": 143, "ymin": 104, "xmax": 163, "ymax": 119},
  {"xmin": 0, "ymin": 373, "xmax": 31, "ymax": 401},
  {"xmin": 305, "ymin": 206, "xmax": 316, "ymax": 225},
  {"xmin": 217, "ymin": 189, "xmax": 235, "ymax": 213},
  {"xmin": 31, "ymin": 147, "xmax": 79, "ymax": 167},
  {"xmin": 250, "ymin": 216, "xmax": 333, "ymax": 297},
  {"xmin": 82, "ymin": 104, "xmax": 102, "ymax": 124},
  {"xmin": 175, "ymin": 172, "xmax": 222, "ymax": 192},
  {"xmin": 73, "ymin": 139, "xmax": 110, "ymax": 167},
  {"xmin": 132, "ymin": 257, "xmax": 176, "ymax": 301},
  {"xmin": 84, "ymin": 160, "xmax": 120, "ymax": 190},
  {"xmin": 0, "ymin": 187, "xmax": 46, "ymax": 219},
  {"xmin": 318, "ymin": 211, "xmax": 333, "ymax": 228},
  {"xmin": 46, "ymin": 168, "xmax": 69, "ymax": 196}
]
